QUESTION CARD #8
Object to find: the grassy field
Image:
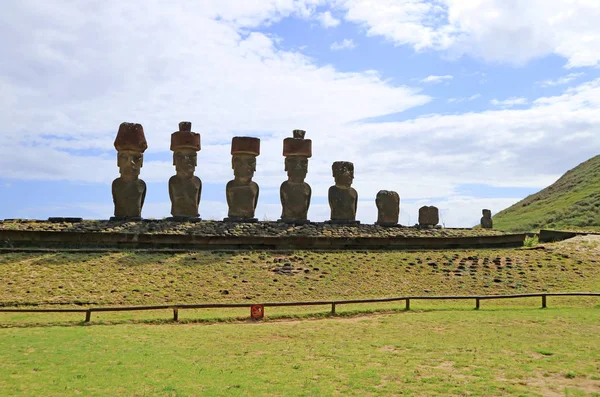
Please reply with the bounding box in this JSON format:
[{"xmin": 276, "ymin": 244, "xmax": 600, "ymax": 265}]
[
  {"xmin": 1, "ymin": 238, "xmax": 599, "ymax": 395},
  {"xmin": 493, "ymin": 154, "xmax": 600, "ymax": 232},
  {"xmin": 1, "ymin": 308, "xmax": 599, "ymax": 396}
]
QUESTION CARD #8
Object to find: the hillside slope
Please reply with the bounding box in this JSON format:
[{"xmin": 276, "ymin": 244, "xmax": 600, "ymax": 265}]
[{"xmin": 493, "ymin": 155, "xmax": 600, "ymax": 232}]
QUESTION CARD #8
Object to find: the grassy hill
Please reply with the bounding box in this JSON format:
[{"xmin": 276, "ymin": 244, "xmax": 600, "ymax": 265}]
[
  {"xmin": 1, "ymin": 243, "xmax": 598, "ymax": 309},
  {"xmin": 493, "ymin": 155, "xmax": 600, "ymax": 232}
]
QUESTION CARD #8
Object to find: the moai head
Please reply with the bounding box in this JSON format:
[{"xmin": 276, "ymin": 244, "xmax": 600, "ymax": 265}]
[
  {"xmin": 376, "ymin": 190, "xmax": 400, "ymax": 225},
  {"xmin": 482, "ymin": 209, "xmax": 492, "ymax": 219},
  {"xmin": 231, "ymin": 137, "xmax": 260, "ymax": 181},
  {"xmin": 171, "ymin": 121, "xmax": 201, "ymax": 178},
  {"xmin": 114, "ymin": 122, "xmax": 147, "ymax": 180},
  {"xmin": 332, "ymin": 161, "xmax": 354, "ymax": 188},
  {"xmin": 283, "ymin": 129, "xmax": 312, "ymax": 182}
]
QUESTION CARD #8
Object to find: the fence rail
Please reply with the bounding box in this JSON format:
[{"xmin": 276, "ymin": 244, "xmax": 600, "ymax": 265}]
[{"xmin": 0, "ymin": 292, "xmax": 598, "ymax": 323}]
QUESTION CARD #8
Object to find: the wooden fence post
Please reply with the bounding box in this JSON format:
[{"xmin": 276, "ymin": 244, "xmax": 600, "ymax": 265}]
[
  {"xmin": 475, "ymin": 298, "xmax": 480, "ymax": 310},
  {"xmin": 405, "ymin": 299, "xmax": 410, "ymax": 311},
  {"xmin": 173, "ymin": 308, "xmax": 179, "ymax": 322},
  {"xmin": 542, "ymin": 295, "xmax": 547, "ymax": 309},
  {"xmin": 331, "ymin": 303, "xmax": 336, "ymax": 314},
  {"xmin": 85, "ymin": 310, "xmax": 91, "ymax": 323}
]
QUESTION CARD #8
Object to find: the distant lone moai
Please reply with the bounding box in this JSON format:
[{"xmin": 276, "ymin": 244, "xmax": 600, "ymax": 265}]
[
  {"xmin": 481, "ymin": 209, "xmax": 493, "ymax": 229},
  {"xmin": 418, "ymin": 206, "xmax": 439, "ymax": 228},
  {"xmin": 111, "ymin": 122, "xmax": 148, "ymax": 220},
  {"xmin": 328, "ymin": 161, "xmax": 359, "ymax": 224},
  {"xmin": 279, "ymin": 130, "xmax": 312, "ymax": 224},
  {"xmin": 225, "ymin": 137, "xmax": 260, "ymax": 222},
  {"xmin": 169, "ymin": 121, "xmax": 202, "ymax": 220},
  {"xmin": 376, "ymin": 190, "xmax": 400, "ymax": 226}
]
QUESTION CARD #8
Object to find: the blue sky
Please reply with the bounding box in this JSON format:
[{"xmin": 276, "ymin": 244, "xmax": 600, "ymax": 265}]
[{"xmin": 1, "ymin": 0, "xmax": 600, "ymax": 226}]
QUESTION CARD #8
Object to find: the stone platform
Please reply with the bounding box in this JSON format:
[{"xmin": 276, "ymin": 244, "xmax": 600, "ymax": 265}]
[{"xmin": 0, "ymin": 220, "xmax": 524, "ymax": 250}]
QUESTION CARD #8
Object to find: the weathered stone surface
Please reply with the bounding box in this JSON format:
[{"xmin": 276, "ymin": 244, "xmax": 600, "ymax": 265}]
[
  {"xmin": 112, "ymin": 122, "xmax": 147, "ymax": 219},
  {"xmin": 376, "ymin": 190, "xmax": 400, "ymax": 226},
  {"xmin": 418, "ymin": 206, "xmax": 439, "ymax": 227},
  {"xmin": 169, "ymin": 122, "xmax": 202, "ymax": 219},
  {"xmin": 114, "ymin": 122, "xmax": 147, "ymax": 152},
  {"xmin": 280, "ymin": 131, "xmax": 312, "ymax": 223},
  {"xmin": 481, "ymin": 209, "xmax": 493, "ymax": 229},
  {"xmin": 231, "ymin": 136, "xmax": 260, "ymax": 156},
  {"xmin": 328, "ymin": 161, "xmax": 358, "ymax": 224},
  {"xmin": 226, "ymin": 137, "xmax": 260, "ymax": 221},
  {"xmin": 0, "ymin": 219, "xmax": 509, "ymax": 238}
]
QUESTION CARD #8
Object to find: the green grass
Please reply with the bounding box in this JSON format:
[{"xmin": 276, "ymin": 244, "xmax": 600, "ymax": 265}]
[
  {"xmin": 1, "ymin": 308, "xmax": 599, "ymax": 396},
  {"xmin": 0, "ymin": 246, "xmax": 598, "ymax": 308},
  {"xmin": 493, "ymin": 154, "xmax": 600, "ymax": 232},
  {"xmin": 0, "ymin": 241, "xmax": 599, "ymax": 395}
]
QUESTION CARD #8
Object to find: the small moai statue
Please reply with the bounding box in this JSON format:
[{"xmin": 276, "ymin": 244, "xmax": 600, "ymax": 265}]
[
  {"xmin": 376, "ymin": 190, "xmax": 400, "ymax": 226},
  {"xmin": 328, "ymin": 161, "xmax": 359, "ymax": 224},
  {"xmin": 111, "ymin": 122, "xmax": 148, "ymax": 221},
  {"xmin": 225, "ymin": 137, "xmax": 260, "ymax": 222},
  {"xmin": 418, "ymin": 206, "xmax": 439, "ymax": 228},
  {"xmin": 481, "ymin": 209, "xmax": 493, "ymax": 229},
  {"xmin": 168, "ymin": 121, "xmax": 202, "ymax": 221},
  {"xmin": 279, "ymin": 130, "xmax": 312, "ymax": 224}
]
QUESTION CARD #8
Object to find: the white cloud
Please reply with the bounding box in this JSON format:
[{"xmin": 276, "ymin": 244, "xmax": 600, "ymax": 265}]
[
  {"xmin": 330, "ymin": 38, "xmax": 357, "ymax": 50},
  {"xmin": 537, "ymin": 72, "xmax": 585, "ymax": 87},
  {"xmin": 317, "ymin": 11, "xmax": 340, "ymax": 27},
  {"xmin": 490, "ymin": 97, "xmax": 528, "ymax": 107},
  {"xmin": 0, "ymin": 1, "xmax": 427, "ymax": 150},
  {"xmin": 448, "ymin": 94, "xmax": 481, "ymax": 103},
  {"xmin": 420, "ymin": 74, "xmax": 453, "ymax": 84},
  {"xmin": 336, "ymin": 0, "xmax": 600, "ymax": 67}
]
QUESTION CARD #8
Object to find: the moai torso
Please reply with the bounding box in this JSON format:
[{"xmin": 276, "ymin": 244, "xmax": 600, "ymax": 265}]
[
  {"xmin": 481, "ymin": 209, "xmax": 493, "ymax": 229},
  {"xmin": 329, "ymin": 186, "xmax": 358, "ymax": 221},
  {"xmin": 112, "ymin": 123, "xmax": 148, "ymax": 219},
  {"xmin": 328, "ymin": 161, "xmax": 358, "ymax": 222},
  {"xmin": 227, "ymin": 180, "xmax": 259, "ymax": 218},
  {"xmin": 376, "ymin": 190, "xmax": 400, "ymax": 225},
  {"xmin": 112, "ymin": 178, "xmax": 146, "ymax": 218},
  {"xmin": 419, "ymin": 206, "xmax": 439, "ymax": 227},
  {"xmin": 169, "ymin": 122, "xmax": 203, "ymax": 219},
  {"xmin": 169, "ymin": 175, "xmax": 202, "ymax": 217},
  {"xmin": 226, "ymin": 140, "xmax": 260, "ymax": 221},
  {"xmin": 280, "ymin": 181, "xmax": 311, "ymax": 220}
]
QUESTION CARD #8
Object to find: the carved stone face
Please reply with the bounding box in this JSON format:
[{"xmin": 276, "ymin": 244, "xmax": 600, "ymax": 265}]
[
  {"xmin": 285, "ymin": 156, "xmax": 308, "ymax": 180},
  {"xmin": 174, "ymin": 149, "xmax": 197, "ymax": 176},
  {"xmin": 482, "ymin": 209, "xmax": 492, "ymax": 218},
  {"xmin": 332, "ymin": 162, "xmax": 354, "ymax": 187},
  {"xmin": 117, "ymin": 150, "xmax": 143, "ymax": 178},
  {"xmin": 232, "ymin": 154, "xmax": 256, "ymax": 179}
]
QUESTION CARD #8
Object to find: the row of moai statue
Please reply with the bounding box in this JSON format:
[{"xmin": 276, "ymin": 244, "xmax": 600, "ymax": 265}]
[{"xmin": 112, "ymin": 122, "xmax": 493, "ymax": 228}]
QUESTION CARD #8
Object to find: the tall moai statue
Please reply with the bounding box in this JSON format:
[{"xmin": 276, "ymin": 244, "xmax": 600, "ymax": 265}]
[
  {"xmin": 376, "ymin": 190, "xmax": 400, "ymax": 226},
  {"xmin": 481, "ymin": 209, "xmax": 493, "ymax": 229},
  {"xmin": 112, "ymin": 122, "xmax": 148, "ymax": 221},
  {"xmin": 279, "ymin": 130, "xmax": 312, "ymax": 224},
  {"xmin": 225, "ymin": 137, "xmax": 260, "ymax": 222},
  {"xmin": 169, "ymin": 121, "xmax": 202, "ymax": 221},
  {"xmin": 328, "ymin": 161, "xmax": 359, "ymax": 224},
  {"xmin": 418, "ymin": 206, "xmax": 439, "ymax": 228}
]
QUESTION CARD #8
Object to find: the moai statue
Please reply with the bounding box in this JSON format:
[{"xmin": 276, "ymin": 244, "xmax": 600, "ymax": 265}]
[
  {"xmin": 225, "ymin": 137, "xmax": 260, "ymax": 222},
  {"xmin": 481, "ymin": 209, "xmax": 493, "ymax": 229},
  {"xmin": 328, "ymin": 161, "xmax": 359, "ymax": 224},
  {"xmin": 169, "ymin": 121, "xmax": 202, "ymax": 221},
  {"xmin": 279, "ymin": 130, "xmax": 312, "ymax": 224},
  {"xmin": 111, "ymin": 122, "xmax": 148, "ymax": 221},
  {"xmin": 418, "ymin": 206, "xmax": 439, "ymax": 228},
  {"xmin": 376, "ymin": 190, "xmax": 400, "ymax": 226}
]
